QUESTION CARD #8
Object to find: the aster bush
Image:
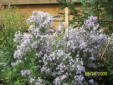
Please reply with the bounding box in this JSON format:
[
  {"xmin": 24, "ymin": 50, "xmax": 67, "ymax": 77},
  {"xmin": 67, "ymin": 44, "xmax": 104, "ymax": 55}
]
[{"xmin": 3, "ymin": 11, "xmax": 113, "ymax": 85}]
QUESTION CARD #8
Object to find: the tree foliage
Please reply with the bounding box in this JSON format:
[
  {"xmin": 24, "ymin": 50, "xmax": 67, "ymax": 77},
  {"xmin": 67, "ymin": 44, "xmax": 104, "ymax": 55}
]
[{"xmin": 57, "ymin": 0, "xmax": 113, "ymax": 34}]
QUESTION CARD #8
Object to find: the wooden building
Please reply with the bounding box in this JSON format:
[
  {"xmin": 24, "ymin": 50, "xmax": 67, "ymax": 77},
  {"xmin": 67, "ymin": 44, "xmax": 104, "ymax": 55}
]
[{"xmin": 0, "ymin": 0, "xmax": 80, "ymax": 29}]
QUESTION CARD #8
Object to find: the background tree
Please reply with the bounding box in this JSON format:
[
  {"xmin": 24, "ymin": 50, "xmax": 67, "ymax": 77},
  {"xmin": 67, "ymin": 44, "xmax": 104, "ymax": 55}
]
[{"xmin": 57, "ymin": 0, "xmax": 113, "ymax": 34}]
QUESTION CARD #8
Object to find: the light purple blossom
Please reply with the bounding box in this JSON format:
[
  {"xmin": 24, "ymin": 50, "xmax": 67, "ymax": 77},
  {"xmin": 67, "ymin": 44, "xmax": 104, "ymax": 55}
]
[
  {"xmin": 21, "ymin": 70, "xmax": 31, "ymax": 76},
  {"xmin": 89, "ymin": 56, "xmax": 96, "ymax": 61},
  {"xmin": 13, "ymin": 31, "xmax": 22, "ymax": 42},
  {"xmin": 76, "ymin": 65, "xmax": 85, "ymax": 74},
  {"xmin": 89, "ymin": 79, "xmax": 94, "ymax": 84},
  {"xmin": 56, "ymin": 29, "xmax": 61, "ymax": 33},
  {"xmin": 74, "ymin": 75, "xmax": 84, "ymax": 84}
]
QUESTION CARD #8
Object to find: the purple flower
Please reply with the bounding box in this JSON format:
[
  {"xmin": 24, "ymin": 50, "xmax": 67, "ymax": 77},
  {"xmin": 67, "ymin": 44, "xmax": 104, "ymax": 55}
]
[
  {"xmin": 74, "ymin": 75, "xmax": 84, "ymax": 84},
  {"xmin": 76, "ymin": 65, "xmax": 85, "ymax": 74},
  {"xmin": 89, "ymin": 56, "xmax": 96, "ymax": 61},
  {"xmin": 89, "ymin": 79, "xmax": 94, "ymax": 84},
  {"xmin": 56, "ymin": 29, "xmax": 61, "ymax": 33},
  {"xmin": 21, "ymin": 70, "xmax": 31, "ymax": 76}
]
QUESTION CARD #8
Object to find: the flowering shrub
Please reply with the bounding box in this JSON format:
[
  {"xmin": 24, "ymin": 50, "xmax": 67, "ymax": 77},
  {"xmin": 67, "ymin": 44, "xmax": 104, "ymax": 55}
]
[
  {"xmin": 12, "ymin": 11, "xmax": 113, "ymax": 85},
  {"xmin": 0, "ymin": 7, "xmax": 29, "ymax": 85}
]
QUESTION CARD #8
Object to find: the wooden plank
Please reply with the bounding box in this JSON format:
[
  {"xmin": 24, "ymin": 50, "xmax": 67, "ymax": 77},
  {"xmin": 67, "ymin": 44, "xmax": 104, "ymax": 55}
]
[
  {"xmin": 65, "ymin": 7, "xmax": 69, "ymax": 35},
  {"xmin": 0, "ymin": 0, "xmax": 80, "ymax": 5},
  {"xmin": 0, "ymin": 0, "xmax": 57, "ymax": 5}
]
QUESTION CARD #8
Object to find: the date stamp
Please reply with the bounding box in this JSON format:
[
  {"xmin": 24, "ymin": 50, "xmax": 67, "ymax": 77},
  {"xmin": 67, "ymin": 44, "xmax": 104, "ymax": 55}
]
[{"xmin": 85, "ymin": 72, "xmax": 107, "ymax": 76}]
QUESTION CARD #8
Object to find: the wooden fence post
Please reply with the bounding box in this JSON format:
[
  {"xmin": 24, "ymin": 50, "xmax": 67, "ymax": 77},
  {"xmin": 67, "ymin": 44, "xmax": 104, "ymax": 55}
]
[
  {"xmin": 101, "ymin": 34, "xmax": 113, "ymax": 60},
  {"xmin": 65, "ymin": 7, "xmax": 69, "ymax": 35}
]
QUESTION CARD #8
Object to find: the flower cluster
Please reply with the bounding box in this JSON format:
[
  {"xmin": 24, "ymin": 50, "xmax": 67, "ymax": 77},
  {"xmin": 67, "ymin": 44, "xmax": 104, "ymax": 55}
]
[
  {"xmin": 21, "ymin": 70, "xmax": 31, "ymax": 76},
  {"xmin": 13, "ymin": 11, "xmax": 113, "ymax": 85},
  {"xmin": 27, "ymin": 11, "xmax": 53, "ymax": 29},
  {"xmin": 13, "ymin": 33, "xmax": 33, "ymax": 58}
]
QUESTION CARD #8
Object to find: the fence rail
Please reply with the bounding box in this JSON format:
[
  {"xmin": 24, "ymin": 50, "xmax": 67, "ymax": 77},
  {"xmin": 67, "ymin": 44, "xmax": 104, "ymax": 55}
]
[{"xmin": 0, "ymin": 0, "xmax": 80, "ymax": 5}]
